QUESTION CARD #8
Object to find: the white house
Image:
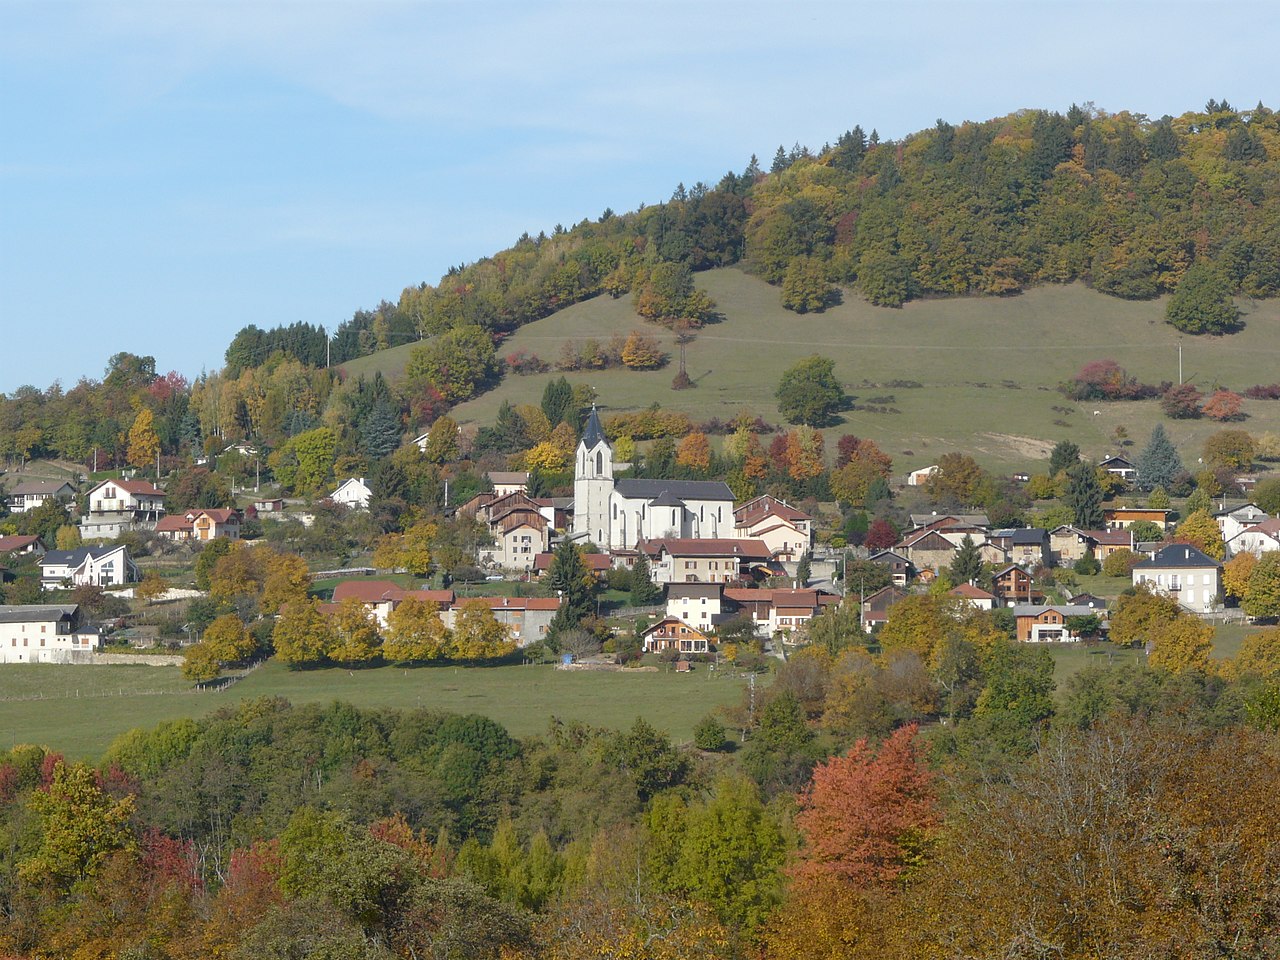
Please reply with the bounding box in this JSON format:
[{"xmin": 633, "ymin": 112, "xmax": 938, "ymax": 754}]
[
  {"xmin": 1215, "ymin": 503, "xmax": 1273, "ymax": 545},
  {"xmin": 81, "ymin": 478, "xmax": 166, "ymax": 539},
  {"xmin": 665, "ymin": 582, "xmax": 732, "ymax": 633},
  {"xmin": 329, "ymin": 477, "xmax": 373, "ymax": 510},
  {"xmin": 0, "ymin": 604, "xmax": 101, "ymax": 663},
  {"xmin": 39, "ymin": 545, "xmax": 138, "ymax": 590},
  {"xmin": 1226, "ymin": 518, "xmax": 1280, "ymax": 559},
  {"xmin": 486, "ymin": 472, "xmax": 530, "ymax": 497},
  {"xmin": 5, "ymin": 479, "xmax": 75, "ymax": 514},
  {"xmin": 1131, "ymin": 544, "xmax": 1222, "ymax": 615},
  {"xmin": 572, "ymin": 406, "xmax": 734, "ymax": 550},
  {"xmin": 733, "ymin": 495, "xmax": 814, "ymax": 561},
  {"xmin": 1098, "ymin": 455, "xmax": 1137, "ymax": 483}
]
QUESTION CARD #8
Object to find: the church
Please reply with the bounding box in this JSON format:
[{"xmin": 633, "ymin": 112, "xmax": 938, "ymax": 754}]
[{"xmin": 572, "ymin": 406, "xmax": 736, "ymax": 551}]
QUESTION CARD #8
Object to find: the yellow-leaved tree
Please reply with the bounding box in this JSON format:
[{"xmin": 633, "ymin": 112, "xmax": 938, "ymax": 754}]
[
  {"xmin": 329, "ymin": 597, "xmax": 381, "ymax": 665},
  {"xmin": 126, "ymin": 407, "xmax": 160, "ymax": 473},
  {"xmin": 1223, "ymin": 551, "xmax": 1258, "ymax": 600},
  {"xmin": 260, "ymin": 550, "xmax": 311, "ymax": 614},
  {"xmin": 1147, "ymin": 615, "xmax": 1214, "ymax": 675},
  {"xmin": 272, "ymin": 599, "xmax": 334, "ymax": 667},
  {"xmin": 450, "ymin": 599, "xmax": 515, "ymax": 661},
  {"xmin": 383, "ymin": 596, "xmax": 450, "ymax": 664},
  {"xmin": 1174, "ymin": 509, "xmax": 1225, "ymax": 560},
  {"xmin": 372, "ymin": 520, "xmax": 438, "ymax": 576},
  {"xmin": 1225, "ymin": 626, "xmax": 1280, "ymax": 680}
]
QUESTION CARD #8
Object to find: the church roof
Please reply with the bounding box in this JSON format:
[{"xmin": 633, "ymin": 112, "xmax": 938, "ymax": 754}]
[
  {"xmin": 615, "ymin": 479, "xmax": 734, "ymax": 502},
  {"xmin": 649, "ymin": 490, "xmax": 686, "ymax": 507},
  {"xmin": 581, "ymin": 405, "xmax": 607, "ymax": 448}
]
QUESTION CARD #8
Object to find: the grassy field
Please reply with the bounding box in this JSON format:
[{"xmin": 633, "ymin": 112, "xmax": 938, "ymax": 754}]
[
  {"xmin": 1, "ymin": 659, "xmax": 752, "ymax": 761},
  {"xmin": 342, "ymin": 268, "xmax": 1280, "ymax": 472}
]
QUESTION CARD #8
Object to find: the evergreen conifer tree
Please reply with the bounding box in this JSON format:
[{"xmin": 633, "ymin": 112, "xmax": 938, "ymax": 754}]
[
  {"xmin": 951, "ymin": 535, "xmax": 983, "ymax": 585},
  {"xmin": 1067, "ymin": 462, "xmax": 1105, "ymax": 530},
  {"xmin": 796, "ymin": 552, "xmax": 812, "ymax": 586},
  {"xmin": 1136, "ymin": 425, "xmax": 1184, "ymax": 491},
  {"xmin": 630, "ymin": 551, "xmax": 661, "ymax": 605}
]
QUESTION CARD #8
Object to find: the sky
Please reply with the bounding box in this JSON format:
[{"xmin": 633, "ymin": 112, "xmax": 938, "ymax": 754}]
[{"xmin": 2, "ymin": 0, "xmax": 1278, "ymax": 393}]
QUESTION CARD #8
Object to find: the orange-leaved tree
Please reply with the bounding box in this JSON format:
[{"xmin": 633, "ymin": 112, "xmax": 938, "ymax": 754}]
[{"xmin": 792, "ymin": 724, "xmax": 938, "ymax": 888}]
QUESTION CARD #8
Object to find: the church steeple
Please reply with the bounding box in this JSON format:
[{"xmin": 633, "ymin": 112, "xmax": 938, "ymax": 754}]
[{"xmin": 581, "ymin": 404, "xmax": 607, "ymax": 449}]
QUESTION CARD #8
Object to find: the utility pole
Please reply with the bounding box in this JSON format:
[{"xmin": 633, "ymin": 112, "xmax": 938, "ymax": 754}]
[{"xmin": 1178, "ymin": 339, "xmax": 1183, "ymax": 384}]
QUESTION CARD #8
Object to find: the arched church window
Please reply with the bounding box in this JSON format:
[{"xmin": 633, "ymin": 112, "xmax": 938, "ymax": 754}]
[{"xmin": 596, "ymin": 451, "xmax": 603, "ymax": 475}]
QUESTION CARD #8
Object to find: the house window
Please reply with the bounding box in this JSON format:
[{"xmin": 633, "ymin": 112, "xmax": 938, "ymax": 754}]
[{"xmin": 685, "ymin": 561, "xmax": 695, "ymax": 569}]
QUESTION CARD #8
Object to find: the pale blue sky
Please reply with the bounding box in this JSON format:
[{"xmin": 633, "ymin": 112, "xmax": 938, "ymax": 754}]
[{"xmin": 2, "ymin": 0, "xmax": 1276, "ymax": 392}]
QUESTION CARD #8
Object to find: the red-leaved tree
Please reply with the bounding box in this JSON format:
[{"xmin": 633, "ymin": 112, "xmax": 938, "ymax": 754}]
[
  {"xmin": 792, "ymin": 724, "xmax": 938, "ymax": 887},
  {"xmin": 864, "ymin": 518, "xmax": 899, "ymax": 551},
  {"xmin": 1201, "ymin": 389, "xmax": 1245, "ymax": 422}
]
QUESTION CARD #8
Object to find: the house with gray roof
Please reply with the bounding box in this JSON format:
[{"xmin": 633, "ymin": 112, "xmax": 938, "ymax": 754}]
[{"xmin": 1132, "ymin": 544, "xmax": 1222, "ymax": 615}]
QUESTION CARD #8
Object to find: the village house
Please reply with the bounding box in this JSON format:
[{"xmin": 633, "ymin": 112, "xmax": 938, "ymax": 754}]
[
  {"xmin": 155, "ymin": 508, "xmax": 242, "ymax": 543},
  {"xmin": 439, "ymin": 596, "xmax": 561, "ymax": 647},
  {"xmin": 1104, "ymin": 506, "xmax": 1171, "ymax": 531},
  {"xmin": 895, "ymin": 529, "xmax": 957, "ymax": 573},
  {"xmin": 80, "ymin": 478, "xmax": 166, "ymax": 540},
  {"xmin": 861, "ymin": 585, "xmax": 908, "ymax": 631},
  {"xmin": 0, "ymin": 604, "xmax": 101, "ymax": 664},
  {"xmin": 1214, "ymin": 503, "xmax": 1272, "ymax": 544},
  {"xmin": 638, "ymin": 537, "xmax": 774, "ymax": 585},
  {"xmin": 476, "ymin": 492, "xmax": 551, "ymax": 572},
  {"xmin": 867, "ymin": 550, "xmax": 912, "ymax": 587},
  {"xmin": 1227, "ymin": 518, "xmax": 1280, "ymax": 559},
  {"xmin": 1131, "ymin": 544, "xmax": 1222, "ymax": 615},
  {"xmin": 1098, "ymin": 454, "xmax": 1137, "ymax": 483},
  {"xmin": 330, "ymin": 580, "xmax": 455, "ymax": 629},
  {"xmin": 253, "ymin": 497, "xmax": 285, "ymax": 514},
  {"xmin": 39, "ymin": 545, "xmax": 138, "ymax": 589},
  {"xmin": 732, "ymin": 495, "xmax": 814, "ymax": 561},
  {"xmin": 1008, "ymin": 528, "xmax": 1050, "ymax": 568},
  {"xmin": 0, "ymin": 535, "xmax": 46, "ymax": 559},
  {"xmin": 906, "ymin": 466, "xmax": 939, "ymax": 486},
  {"xmin": 949, "ymin": 583, "xmax": 998, "ymax": 610},
  {"xmin": 908, "ymin": 513, "xmax": 992, "ymax": 533},
  {"xmin": 1013, "ymin": 604, "xmax": 1107, "ymax": 642},
  {"xmin": 722, "ymin": 587, "xmax": 838, "ymax": 639},
  {"xmin": 486, "ymin": 471, "xmax": 530, "ymax": 497},
  {"xmin": 5, "ymin": 479, "xmax": 75, "ymax": 514},
  {"xmin": 641, "ymin": 616, "xmax": 711, "ymax": 655},
  {"xmin": 665, "ymin": 582, "xmax": 733, "ymax": 632},
  {"xmin": 329, "ymin": 477, "xmax": 373, "ymax": 511},
  {"xmin": 992, "ymin": 564, "xmax": 1044, "ymax": 606},
  {"xmin": 1048, "ymin": 526, "xmax": 1134, "ymax": 566},
  {"xmin": 532, "ymin": 551, "xmax": 614, "ymax": 580}
]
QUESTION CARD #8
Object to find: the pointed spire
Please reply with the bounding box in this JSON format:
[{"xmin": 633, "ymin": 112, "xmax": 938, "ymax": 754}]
[{"xmin": 582, "ymin": 404, "xmax": 607, "ymax": 448}]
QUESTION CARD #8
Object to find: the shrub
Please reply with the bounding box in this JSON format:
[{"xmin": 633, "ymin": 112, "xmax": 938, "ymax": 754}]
[
  {"xmin": 1102, "ymin": 548, "xmax": 1142, "ymax": 577},
  {"xmin": 1073, "ymin": 555, "xmax": 1101, "ymax": 576},
  {"xmin": 1061, "ymin": 360, "xmax": 1158, "ymax": 401},
  {"xmin": 1160, "ymin": 383, "xmax": 1204, "ymax": 419},
  {"xmin": 1202, "ymin": 389, "xmax": 1246, "ymax": 422},
  {"xmin": 693, "ymin": 714, "xmax": 727, "ymax": 751}
]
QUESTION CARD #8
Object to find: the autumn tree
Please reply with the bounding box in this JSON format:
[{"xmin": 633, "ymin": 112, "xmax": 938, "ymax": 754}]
[
  {"xmin": 1228, "ymin": 627, "xmax": 1280, "ymax": 679},
  {"xmin": 620, "ymin": 331, "xmax": 667, "ymax": 369},
  {"xmin": 127, "ymin": 407, "xmax": 160, "ymax": 473},
  {"xmin": 450, "ymin": 600, "xmax": 516, "ymax": 660},
  {"xmin": 1223, "ymin": 550, "xmax": 1258, "ymax": 600},
  {"xmin": 1202, "ymin": 389, "xmax": 1245, "ymax": 422},
  {"xmin": 382, "ymin": 596, "xmax": 450, "ymax": 664},
  {"xmin": 1166, "ymin": 261, "xmax": 1239, "ymax": 334},
  {"xmin": 372, "ymin": 519, "xmax": 438, "ymax": 577},
  {"xmin": 925, "ymin": 453, "xmax": 986, "ymax": 506},
  {"xmin": 676, "ymin": 432, "xmax": 712, "ymax": 473},
  {"xmin": 329, "ymin": 598, "xmax": 381, "ymax": 665},
  {"xmin": 1244, "ymin": 551, "xmax": 1280, "ymax": 619},
  {"xmin": 1204, "ymin": 429, "xmax": 1255, "ymax": 470},
  {"xmin": 1108, "ymin": 586, "xmax": 1183, "ymax": 647},
  {"xmin": 792, "ymin": 724, "xmax": 938, "ymax": 887},
  {"xmin": 134, "ymin": 571, "xmax": 169, "ymax": 605},
  {"xmin": 260, "ymin": 550, "xmax": 311, "ymax": 615},
  {"xmin": 20, "ymin": 761, "xmax": 137, "ymax": 890},
  {"xmin": 272, "ymin": 599, "xmax": 335, "ymax": 667},
  {"xmin": 420, "ymin": 415, "xmax": 460, "ymax": 464},
  {"xmin": 1174, "ymin": 508, "xmax": 1225, "ymax": 560}
]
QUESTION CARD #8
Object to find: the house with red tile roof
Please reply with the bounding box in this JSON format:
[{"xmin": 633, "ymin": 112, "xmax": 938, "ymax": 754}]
[
  {"xmin": 0, "ymin": 535, "xmax": 45, "ymax": 559},
  {"xmin": 156, "ymin": 508, "xmax": 242, "ymax": 542},
  {"xmin": 732, "ymin": 495, "xmax": 814, "ymax": 561},
  {"xmin": 949, "ymin": 583, "xmax": 998, "ymax": 610}
]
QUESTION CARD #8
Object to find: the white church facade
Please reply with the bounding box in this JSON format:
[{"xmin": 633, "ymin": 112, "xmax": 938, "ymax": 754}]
[{"xmin": 572, "ymin": 407, "xmax": 736, "ymax": 551}]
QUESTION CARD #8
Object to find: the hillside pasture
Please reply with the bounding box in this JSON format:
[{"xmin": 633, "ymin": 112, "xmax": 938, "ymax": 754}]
[
  {"xmin": 344, "ymin": 267, "xmax": 1280, "ymax": 472},
  {"xmin": 2, "ymin": 659, "xmax": 753, "ymax": 761}
]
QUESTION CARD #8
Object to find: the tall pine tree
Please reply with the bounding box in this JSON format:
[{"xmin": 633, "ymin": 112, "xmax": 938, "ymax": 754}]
[
  {"xmin": 951, "ymin": 534, "xmax": 983, "ymax": 584},
  {"xmin": 1067, "ymin": 462, "xmax": 1104, "ymax": 530},
  {"xmin": 1136, "ymin": 425, "xmax": 1184, "ymax": 491}
]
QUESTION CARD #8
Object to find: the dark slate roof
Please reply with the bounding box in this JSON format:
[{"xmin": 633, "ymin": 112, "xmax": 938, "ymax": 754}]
[
  {"xmin": 1011, "ymin": 528, "xmax": 1048, "ymax": 545},
  {"xmin": 581, "ymin": 405, "xmax": 607, "ymax": 448},
  {"xmin": 1133, "ymin": 544, "xmax": 1221, "ymax": 569},
  {"xmin": 40, "ymin": 546, "xmax": 120, "ymax": 566},
  {"xmin": 0, "ymin": 604, "xmax": 78, "ymax": 623},
  {"xmin": 649, "ymin": 490, "xmax": 686, "ymax": 508},
  {"xmin": 665, "ymin": 582, "xmax": 723, "ymax": 600},
  {"xmin": 614, "ymin": 479, "xmax": 734, "ymax": 501}
]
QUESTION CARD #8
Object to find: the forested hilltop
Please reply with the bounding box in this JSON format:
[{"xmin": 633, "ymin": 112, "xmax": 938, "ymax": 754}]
[{"xmin": 231, "ymin": 97, "xmax": 1280, "ymax": 373}]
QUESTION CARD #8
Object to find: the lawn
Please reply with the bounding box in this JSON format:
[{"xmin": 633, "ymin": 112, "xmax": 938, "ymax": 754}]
[
  {"xmin": 1, "ymin": 658, "xmax": 753, "ymax": 762},
  {"xmin": 1041, "ymin": 621, "xmax": 1264, "ymax": 688},
  {"xmin": 341, "ymin": 267, "xmax": 1280, "ymax": 473}
]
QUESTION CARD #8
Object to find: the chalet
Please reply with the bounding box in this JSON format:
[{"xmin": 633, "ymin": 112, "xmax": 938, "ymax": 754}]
[
  {"xmin": 733, "ymin": 495, "xmax": 814, "ymax": 561},
  {"xmin": 0, "ymin": 604, "xmax": 101, "ymax": 664},
  {"xmin": 80, "ymin": 478, "xmax": 165, "ymax": 539},
  {"xmin": 638, "ymin": 537, "xmax": 775, "ymax": 585},
  {"xmin": 665, "ymin": 582, "xmax": 731, "ymax": 632},
  {"xmin": 1068, "ymin": 593, "xmax": 1108, "ymax": 610},
  {"xmin": 0, "ymin": 535, "xmax": 46, "ymax": 559},
  {"xmin": 906, "ymin": 466, "xmax": 939, "ymax": 486},
  {"xmin": 908, "ymin": 513, "xmax": 992, "ymax": 534},
  {"xmin": 329, "ymin": 477, "xmax": 372, "ymax": 511},
  {"xmin": 1098, "ymin": 455, "xmax": 1137, "ymax": 482},
  {"xmin": 992, "ymin": 564, "xmax": 1044, "ymax": 606},
  {"xmin": 642, "ymin": 616, "xmax": 711, "ymax": 655},
  {"xmin": 861, "ymin": 585, "xmax": 908, "ymax": 630},
  {"xmin": 1089, "ymin": 528, "xmax": 1136, "ymax": 560},
  {"xmin": 949, "ymin": 583, "xmax": 997, "ymax": 610},
  {"xmin": 1214, "ymin": 503, "xmax": 1272, "ymax": 543},
  {"xmin": 1132, "ymin": 544, "xmax": 1222, "ymax": 615},
  {"xmin": 1104, "ymin": 507, "xmax": 1170, "ymax": 531},
  {"xmin": 39, "ymin": 545, "xmax": 138, "ymax": 589},
  {"xmin": 867, "ymin": 550, "xmax": 912, "ymax": 587},
  {"xmin": 486, "ymin": 471, "xmax": 530, "ymax": 496},
  {"xmin": 155, "ymin": 508, "xmax": 242, "ymax": 543},
  {"xmin": 1227, "ymin": 518, "xmax": 1280, "ymax": 559},
  {"xmin": 5, "ymin": 479, "xmax": 75, "ymax": 514},
  {"xmin": 1013, "ymin": 604, "xmax": 1107, "ymax": 642},
  {"xmin": 896, "ymin": 529, "xmax": 957, "ymax": 573}
]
